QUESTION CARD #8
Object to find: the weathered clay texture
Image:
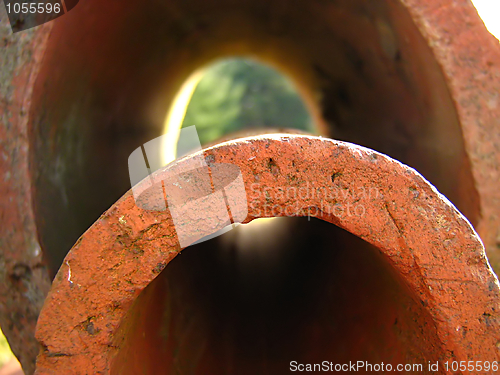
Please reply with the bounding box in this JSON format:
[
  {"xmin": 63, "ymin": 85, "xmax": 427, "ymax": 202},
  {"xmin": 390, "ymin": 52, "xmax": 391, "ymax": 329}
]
[
  {"xmin": 0, "ymin": 8, "xmax": 51, "ymax": 375},
  {"xmin": 399, "ymin": 0, "xmax": 500, "ymax": 289},
  {"xmin": 35, "ymin": 136, "xmax": 500, "ymax": 374}
]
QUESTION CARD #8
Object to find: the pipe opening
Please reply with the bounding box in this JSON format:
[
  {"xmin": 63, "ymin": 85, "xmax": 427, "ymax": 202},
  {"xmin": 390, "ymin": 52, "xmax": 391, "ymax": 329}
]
[
  {"xmin": 111, "ymin": 217, "xmax": 443, "ymax": 374},
  {"xmin": 161, "ymin": 57, "xmax": 317, "ymax": 165}
]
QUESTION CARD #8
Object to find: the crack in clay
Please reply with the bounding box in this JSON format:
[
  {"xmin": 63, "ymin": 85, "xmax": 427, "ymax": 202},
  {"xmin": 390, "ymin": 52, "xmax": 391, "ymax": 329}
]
[{"xmin": 385, "ymin": 202, "xmax": 403, "ymax": 234}]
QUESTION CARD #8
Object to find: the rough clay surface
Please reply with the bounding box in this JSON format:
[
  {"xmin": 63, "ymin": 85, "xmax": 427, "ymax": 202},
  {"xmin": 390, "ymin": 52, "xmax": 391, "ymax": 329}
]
[
  {"xmin": 34, "ymin": 136, "xmax": 500, "ymax": 374},
  {"xmin": 0, "ymin": 9, "xmax": 52, "ymax": 375},
  {"xmin": 399, "ymin": 0, "xmax": 500, "ymax": 276}
]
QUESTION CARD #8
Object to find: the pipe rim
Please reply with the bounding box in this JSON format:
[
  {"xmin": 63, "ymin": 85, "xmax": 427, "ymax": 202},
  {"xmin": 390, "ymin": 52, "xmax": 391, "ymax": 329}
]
[{"xmin": 34, "ymin": 135, "xmax": 500, "ymax": 373}]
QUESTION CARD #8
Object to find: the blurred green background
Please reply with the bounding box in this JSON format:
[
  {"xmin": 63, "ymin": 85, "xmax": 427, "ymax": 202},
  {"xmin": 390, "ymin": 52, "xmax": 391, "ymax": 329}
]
[{"xmin": 182, "ymin": 58, "xmax": 314, "ymax": 144}]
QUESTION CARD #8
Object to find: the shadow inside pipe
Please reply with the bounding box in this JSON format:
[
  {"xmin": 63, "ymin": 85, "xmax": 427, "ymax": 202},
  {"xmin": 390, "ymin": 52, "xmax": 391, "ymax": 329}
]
[{"xmin": 111, "ymin": 217, "xmax": 444, "ymax": 374}]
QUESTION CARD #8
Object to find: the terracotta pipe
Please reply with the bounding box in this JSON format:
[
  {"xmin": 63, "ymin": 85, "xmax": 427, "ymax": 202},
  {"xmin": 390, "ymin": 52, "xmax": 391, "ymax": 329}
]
[
  {"xmin": 2, "ymin": 0, "xmax": 500, "ymax": 372},
  {"xmin": 35, "ymin": 135, "xmax": 500, "ymax": 374}
]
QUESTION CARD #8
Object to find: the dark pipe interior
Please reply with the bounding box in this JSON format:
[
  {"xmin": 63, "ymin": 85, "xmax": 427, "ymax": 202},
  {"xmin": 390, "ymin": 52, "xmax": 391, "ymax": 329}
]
[
  {"xmin": 111, "ymin": 217, "xmax": 444, "ymax": 374},
  {"xmin": 29, "ymin": 0, "xmax": 479, "ymax": 277}
]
